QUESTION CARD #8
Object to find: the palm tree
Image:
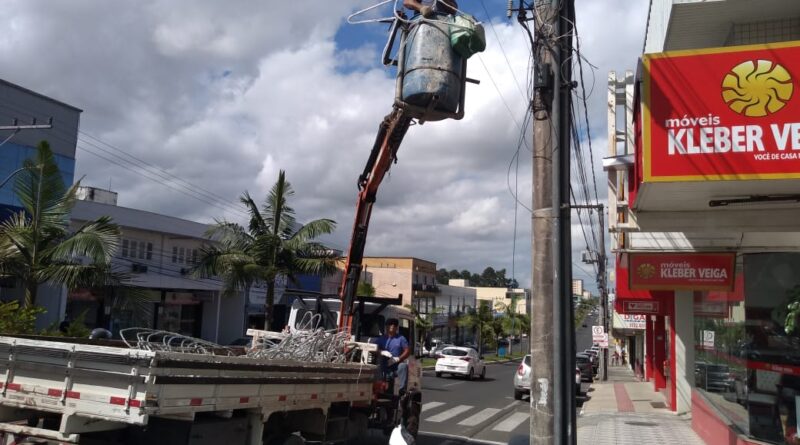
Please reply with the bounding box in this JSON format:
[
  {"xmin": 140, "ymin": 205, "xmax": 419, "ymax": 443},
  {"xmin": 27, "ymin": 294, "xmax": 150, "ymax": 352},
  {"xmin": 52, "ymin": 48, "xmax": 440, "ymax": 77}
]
[
  {"xmin": 195, "ymin": 170, "xmax": 338, "ymax": 331},
  {"xmin": 0, "ymin": 141, "xmax": 121, "ymax": 308},
  {"xmin": 458, "ymin": 300, "xmax": 494, "ymax": 356},
  {"xmin": 495, "ymin": 293, "xmax": 523, "ymax": 355},
  {"xmin": 404, "ymin": 303, "xmax": 441, "ymax": 349}
]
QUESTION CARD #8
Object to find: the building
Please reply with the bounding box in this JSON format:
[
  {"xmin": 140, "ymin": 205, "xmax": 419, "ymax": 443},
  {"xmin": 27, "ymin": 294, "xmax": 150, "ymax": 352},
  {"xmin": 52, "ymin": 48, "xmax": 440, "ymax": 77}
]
[
  {"xmin": 572, "ymin": 279, "xmax": 584, "ymax": 296},
  {"xmin": 448, "ymin": 279, "xmax": 529, "ymax": 316},
  {"xmin": 67, "ymin": 188, "xmax": 267, "ymax": 344},
  {"xmin": 606, "ymin": 1, "xmax": 800, "ymax": 443},
  {"xmin": 0, "ymin": 79, "xmax": 81, "ymax": 216},
  {"xmin": 321, "ymin": 257, "xmax": 478, "ymax": 345},
  {"xmin": 0, "ymin": 79, "xmax": 82, "ymax": 324}
]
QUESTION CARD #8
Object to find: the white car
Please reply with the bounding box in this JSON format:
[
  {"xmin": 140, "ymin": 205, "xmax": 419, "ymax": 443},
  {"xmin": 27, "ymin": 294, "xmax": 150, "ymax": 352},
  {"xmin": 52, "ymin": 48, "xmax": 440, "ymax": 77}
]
[
  {"xmin": 435, "ymin": 346, "xmax": 486, "ymax": 380},
  {"xmin": 513, "ymin": 355, "xmax": 531, "ymax": 400},
  {"xmin": 514, "ymin": 355, "xmax": 582, "ymax": 400}
]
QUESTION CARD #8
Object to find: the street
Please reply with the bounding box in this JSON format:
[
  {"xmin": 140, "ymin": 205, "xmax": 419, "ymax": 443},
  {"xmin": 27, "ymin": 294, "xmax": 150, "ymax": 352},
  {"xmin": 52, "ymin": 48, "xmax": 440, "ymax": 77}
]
[
  {"xmin": 408, "ymin": 319, "xmax": 599, "ymax": 445},
  {"xmin": 411, "ymin": 358, "xmax": 591, "ymax": 445}
]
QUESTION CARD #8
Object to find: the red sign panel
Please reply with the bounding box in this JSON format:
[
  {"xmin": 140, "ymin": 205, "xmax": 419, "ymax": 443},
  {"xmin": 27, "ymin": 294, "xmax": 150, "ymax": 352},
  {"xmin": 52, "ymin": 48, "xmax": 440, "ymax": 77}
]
[
  {"xmin": 622, "ymin": 300, "xmax": 661, "ymax": 315},
  {"xmin": 643, "ymin": 41, "xmax": 800, "ymax": 182},
  {"xmin": 629, "ymin": 253, "xmax": 736, "ymax": 291}
]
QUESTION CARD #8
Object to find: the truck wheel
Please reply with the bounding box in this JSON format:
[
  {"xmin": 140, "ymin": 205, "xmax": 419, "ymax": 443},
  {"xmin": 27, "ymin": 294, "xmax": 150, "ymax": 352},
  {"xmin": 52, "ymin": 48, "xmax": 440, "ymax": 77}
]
[
  {"xmin": 266, "ymin": 434, "xmax": 305, "ymax": 445},
  {"xmin": 435, "ymin": 372, "xmax": 442, "ymax": 377},
  {"xmin": 514, "ymin": 389, "xmax": 523, "ymax": 400}
]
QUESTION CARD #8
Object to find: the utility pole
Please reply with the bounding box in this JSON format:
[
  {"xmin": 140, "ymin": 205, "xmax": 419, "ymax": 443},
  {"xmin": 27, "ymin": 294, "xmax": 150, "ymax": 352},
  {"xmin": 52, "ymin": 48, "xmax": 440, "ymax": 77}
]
[
  {"xmin": 512, "ymin": 0, "xmax": 575, "ymax": 443},
  {"xmin": 576, "ymin": 204, "xmax": 608, "ymax": 381}
]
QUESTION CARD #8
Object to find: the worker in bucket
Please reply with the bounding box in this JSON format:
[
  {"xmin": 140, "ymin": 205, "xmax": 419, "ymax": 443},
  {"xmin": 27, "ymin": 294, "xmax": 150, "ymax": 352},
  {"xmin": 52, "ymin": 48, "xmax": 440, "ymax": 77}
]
[
  {"xmin": 375, "ymin": 318, "xmax": 411, "ymax": 394},
  {"xmin": 403, "ymin": 0, "xmax": 458, "ymax": 17}
]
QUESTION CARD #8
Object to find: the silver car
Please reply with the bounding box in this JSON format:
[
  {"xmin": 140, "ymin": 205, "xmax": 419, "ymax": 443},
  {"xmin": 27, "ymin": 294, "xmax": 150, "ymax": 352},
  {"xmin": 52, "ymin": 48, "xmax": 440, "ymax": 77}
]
[
  {"xmin": 515, "ymin": 355, "xmax": 583, "ymax": 399},
  {"xmin": 513, "ymin": 355, "xmax": 532, "ymax": 400}
]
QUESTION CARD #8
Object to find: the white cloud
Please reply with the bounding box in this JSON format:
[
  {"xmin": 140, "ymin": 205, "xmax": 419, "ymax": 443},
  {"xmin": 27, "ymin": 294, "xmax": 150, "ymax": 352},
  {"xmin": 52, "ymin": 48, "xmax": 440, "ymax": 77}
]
[{"xmin": 0, "ymin": 0, "xmax": 649, "ymax": 289}]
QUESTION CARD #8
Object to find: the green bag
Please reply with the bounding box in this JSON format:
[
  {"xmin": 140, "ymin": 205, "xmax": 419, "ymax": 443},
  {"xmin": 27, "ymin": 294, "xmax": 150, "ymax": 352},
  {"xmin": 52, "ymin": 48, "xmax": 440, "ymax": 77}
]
[{"xmin": 449, "ymin": 14, "xmax": 486, "ymax": 59}]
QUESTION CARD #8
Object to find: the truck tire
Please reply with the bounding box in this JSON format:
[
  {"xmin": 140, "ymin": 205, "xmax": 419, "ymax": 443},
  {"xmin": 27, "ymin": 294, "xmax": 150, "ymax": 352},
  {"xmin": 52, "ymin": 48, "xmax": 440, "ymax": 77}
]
[
  {"xmin": 266, "ymin": 434, "xmax": 305, "ymax": 445},
  {"xmin": 514, "ymin": 389, "xmax": 523, "ymax": 400},
  {"xmin": 404, "ymin": 392, "xmax": 422, "ymax": 438},
  {"xmin": 435, "ymin": 372, "xmax": 442, "ymax": 377}
]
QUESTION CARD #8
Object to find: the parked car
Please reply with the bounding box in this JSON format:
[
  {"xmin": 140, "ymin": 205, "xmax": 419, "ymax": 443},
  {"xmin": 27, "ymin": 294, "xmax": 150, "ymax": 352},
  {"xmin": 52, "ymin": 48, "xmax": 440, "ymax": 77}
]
[
  {"xmin": 435, "ymin": 346, "xmax": 486, "ymax": 380},
  {"xmin": 514, "ymin": 355, "xmax": 532, "ymax": 400},
  {"xmin": 583, "ymin": 349, "xmax": 599, "ymax": 373},
  {"xmin": 424, "ymin": 339, "xmax": 444, "ymax": 357},
  {"xmin": 514, "ymin": 355, "xmax": 583, "ymax": 400},
  {"xmin": 576, "ymin": 353, "xmax": 593, "ymax": 382},
  {"xmin": 695, "ymin": 362, "xmax": 734, "ymax": 392}
]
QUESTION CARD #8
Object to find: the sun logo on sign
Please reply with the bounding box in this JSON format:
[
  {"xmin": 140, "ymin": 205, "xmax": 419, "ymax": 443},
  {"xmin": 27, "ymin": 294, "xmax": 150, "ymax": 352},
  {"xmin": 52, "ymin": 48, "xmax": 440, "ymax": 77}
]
[
  {"xmin": 637, "ymin": 263, "xmax": 656, "ymax": 280},
  {"xmin": 722, "ymin": 59, "xmax": 793, "ymax": 117}
]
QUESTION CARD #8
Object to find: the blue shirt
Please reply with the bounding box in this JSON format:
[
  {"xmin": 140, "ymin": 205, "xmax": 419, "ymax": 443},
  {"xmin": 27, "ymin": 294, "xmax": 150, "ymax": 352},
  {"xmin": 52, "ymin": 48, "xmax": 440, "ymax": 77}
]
[{"xmin": 375, "ymin": 334, "xmax": 409, "ymax": 358}]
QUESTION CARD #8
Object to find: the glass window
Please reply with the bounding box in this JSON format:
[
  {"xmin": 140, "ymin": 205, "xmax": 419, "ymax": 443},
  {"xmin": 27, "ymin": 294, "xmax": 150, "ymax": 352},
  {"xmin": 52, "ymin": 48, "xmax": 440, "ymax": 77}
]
[
  {"xmin": 178, "ymin": 247, "xmax": 185, "ymax": 264},
  {"xmin": 138, "ymin": 241, "xmax": 145, "ymax": 259},
  {"xmin": 122, "ymin": 239, "xmax": 129, "ymax": 257},
  {"xmin": 172, "ymin": 246, "xmax": 178, "ymax": 263},
  {"xmin": 146, "ymin": 243, "xmax": 153, "ymax": 260},
  {"xmin": 693, "ymin": 253, "xmax": 800, "ymax": 444},
  {"xmin": 191, "ymin": 249, "xmax": 198, "ymax": 265},
  {"xmin": 442, "ymin": 348, "xmax": 468, "ymax": 357}
]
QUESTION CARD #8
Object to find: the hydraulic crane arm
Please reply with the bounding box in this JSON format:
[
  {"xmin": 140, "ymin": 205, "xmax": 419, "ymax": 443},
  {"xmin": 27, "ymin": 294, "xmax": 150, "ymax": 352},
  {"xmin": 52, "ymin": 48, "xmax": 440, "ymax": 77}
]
[{"xmin": 338, "ymin": 107, "xmax": 412, "ymax": 333}]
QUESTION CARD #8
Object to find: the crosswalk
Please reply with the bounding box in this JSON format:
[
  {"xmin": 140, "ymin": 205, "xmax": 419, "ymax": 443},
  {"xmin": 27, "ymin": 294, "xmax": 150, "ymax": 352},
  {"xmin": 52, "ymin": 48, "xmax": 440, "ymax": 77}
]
[{"xmin": 421, "ymin": 401, "xmax": 529, "ymax": 433}]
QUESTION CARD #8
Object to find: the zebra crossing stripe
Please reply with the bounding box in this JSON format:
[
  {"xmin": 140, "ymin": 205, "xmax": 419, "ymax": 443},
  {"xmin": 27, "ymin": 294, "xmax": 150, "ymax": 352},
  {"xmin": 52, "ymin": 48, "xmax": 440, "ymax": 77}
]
[
  {"xmin": 457, "ymin": 408, "xmax": 501, "ymax": 426},
  {"xmin": 421, "ymin": 401, "xmax": 445, "ymax": 413},
  {"xmin": 492, "ymin": 412, "xmax": 529, "ymax": 432},
  {"xmin": 426, "ymin": 405, "xmax": 473, "ymax": 423}
]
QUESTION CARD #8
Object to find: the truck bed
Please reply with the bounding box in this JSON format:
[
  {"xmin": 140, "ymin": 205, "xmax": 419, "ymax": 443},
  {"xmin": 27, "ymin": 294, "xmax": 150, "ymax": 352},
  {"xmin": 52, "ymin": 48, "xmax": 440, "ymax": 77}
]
[{"xmin": 0, "ymin": 335, "xmax": 375, "ymax": 426}]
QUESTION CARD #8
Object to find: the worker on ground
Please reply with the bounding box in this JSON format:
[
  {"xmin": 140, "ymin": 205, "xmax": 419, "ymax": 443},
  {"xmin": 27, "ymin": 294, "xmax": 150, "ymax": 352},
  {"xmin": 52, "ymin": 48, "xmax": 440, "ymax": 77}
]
[
  {"xmin": 403, "ymin": 0, "xmax": 458, "ymax": 18},
  {"xmin": 375, "ymin": 318, "xmax": 411, "ymax": 394}
]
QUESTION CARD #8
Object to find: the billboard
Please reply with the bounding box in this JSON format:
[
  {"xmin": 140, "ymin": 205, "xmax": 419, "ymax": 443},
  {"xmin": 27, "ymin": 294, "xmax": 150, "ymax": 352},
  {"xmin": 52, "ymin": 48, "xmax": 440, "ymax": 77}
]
[
  {"xmin": 642, "ymin": 41, "xmax": 800, "ymax": 182},
  {"xmin": 629, "ymin": 253, "xmax": 735, "ymax": 291}
]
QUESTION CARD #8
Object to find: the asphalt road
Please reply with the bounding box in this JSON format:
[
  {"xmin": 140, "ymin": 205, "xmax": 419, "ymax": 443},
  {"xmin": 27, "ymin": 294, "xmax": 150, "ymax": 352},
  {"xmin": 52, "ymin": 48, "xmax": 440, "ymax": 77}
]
[{"xmin": 413, "ymin": 358, "xmax": 590, "ymax": 445}]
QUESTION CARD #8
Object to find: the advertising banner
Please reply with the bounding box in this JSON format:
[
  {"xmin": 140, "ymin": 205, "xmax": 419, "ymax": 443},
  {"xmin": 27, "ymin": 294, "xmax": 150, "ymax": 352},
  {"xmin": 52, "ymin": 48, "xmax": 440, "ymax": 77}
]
[
  {"xmin": 643, "ymin": 41, "xmax": 800, "ymax": 182},
  {"xmin": 629, "ymin": 253, "xmax": 735, "ymax": 291},
  {"xmin": 614, "ymin": 314, "xmax": 647, "ymax": 331},
  {"xmin": 621, "ymin": 300, "xmax": 661, "ymax": 315}
]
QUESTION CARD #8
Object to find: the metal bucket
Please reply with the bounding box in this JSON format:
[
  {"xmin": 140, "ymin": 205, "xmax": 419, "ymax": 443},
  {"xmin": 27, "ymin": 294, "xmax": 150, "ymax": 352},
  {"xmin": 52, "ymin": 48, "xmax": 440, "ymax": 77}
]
[{"xmin": 400, "ymin": 15, "xmax": 464, "ymax": 119}]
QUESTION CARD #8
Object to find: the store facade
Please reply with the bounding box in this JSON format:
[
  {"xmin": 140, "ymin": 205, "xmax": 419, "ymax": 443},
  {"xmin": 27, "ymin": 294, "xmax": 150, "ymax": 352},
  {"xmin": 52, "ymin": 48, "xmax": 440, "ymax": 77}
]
[{"xmin": 607, "ymin": 2, "xmax": 800, "ymax": 443}]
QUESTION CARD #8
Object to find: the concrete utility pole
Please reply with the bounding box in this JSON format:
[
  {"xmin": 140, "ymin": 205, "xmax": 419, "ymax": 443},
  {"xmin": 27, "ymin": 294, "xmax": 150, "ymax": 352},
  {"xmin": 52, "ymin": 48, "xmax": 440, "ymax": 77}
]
[
  {"xmin": 576, "ymin": 204, "xmax": 608, "ymax": 381},
  {"xmin": 512, "ymin": 0, "xmax": 575, "ymax": 443}
]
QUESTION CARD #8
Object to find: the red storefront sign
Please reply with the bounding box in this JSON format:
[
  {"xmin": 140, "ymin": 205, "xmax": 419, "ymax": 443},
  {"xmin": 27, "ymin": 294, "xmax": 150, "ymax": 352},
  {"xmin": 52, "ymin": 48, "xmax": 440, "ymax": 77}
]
[
  {"xmin": 642, "ymin": 41, "xmax": 800, "ymax": 182},
  {"xmin": 621, "ymin": 300, "xmax": 661, "ymax": 315},
  {"xmin": 629, "ymin": 253, "xmax": 735, "ymax": 291}
]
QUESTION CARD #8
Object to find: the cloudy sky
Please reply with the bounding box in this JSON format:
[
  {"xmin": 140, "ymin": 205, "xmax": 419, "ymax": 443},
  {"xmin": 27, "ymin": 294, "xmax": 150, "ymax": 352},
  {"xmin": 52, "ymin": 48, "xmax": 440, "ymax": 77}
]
[{"xmin": 0, "ymin": 0, "xmax": 649, "ymax": 290}]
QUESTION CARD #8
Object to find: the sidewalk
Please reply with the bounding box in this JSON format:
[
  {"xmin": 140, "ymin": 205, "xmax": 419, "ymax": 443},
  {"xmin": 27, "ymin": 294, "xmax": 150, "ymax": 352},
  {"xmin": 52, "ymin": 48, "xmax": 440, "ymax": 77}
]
[{"xmin": 577, "ymin": 365, "xmax": 706, "ymax": 445}]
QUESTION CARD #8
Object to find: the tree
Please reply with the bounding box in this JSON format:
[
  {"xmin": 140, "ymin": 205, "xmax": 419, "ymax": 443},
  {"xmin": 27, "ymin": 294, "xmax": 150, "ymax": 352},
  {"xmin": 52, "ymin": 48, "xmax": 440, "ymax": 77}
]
[
  {"xmin": 574, "ymin": 297, "xmax": 599, "ymax": 329},
  {"xmin": 448, "ymin": 269, "xmax": 461, "ymax": 280},
  {"xmin": 357, "ymin": 281, "xmax": 375, "ymax": 297},
  {"xmin": 195, "ymin": 170, "xmax": 338, "ymax": 331},
  {"xmin": 436, "ymin": 268, "xmax": 450, "ymax": 285},
  {"xmin": 404, "ymin": 304, "xmax": 441, "ymax": 349},
  {"xmin": 481, "ymin": 267, "xmax": 497, "ymax": 287},
  {"xmin": 0, "ymin": 141, "xmax": 121, "ymax": 307},
  {"xmin": 459, "ymin": 270, "xmax": 471, "ymax": 281},
  {"xmin": 458, "ymin": 300, "xmax": 494, "ymax": 355},
  {"xmin": 495, "ymin": 292, "xmax": 524, "ymax": 355}
]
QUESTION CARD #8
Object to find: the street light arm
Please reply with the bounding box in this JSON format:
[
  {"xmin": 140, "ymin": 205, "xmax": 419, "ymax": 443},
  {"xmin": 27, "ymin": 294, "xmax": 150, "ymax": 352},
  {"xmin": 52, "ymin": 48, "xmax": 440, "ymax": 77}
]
[{"xmin": 0, "ymin": 164, "xmax": 44, "ymax": 190}]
